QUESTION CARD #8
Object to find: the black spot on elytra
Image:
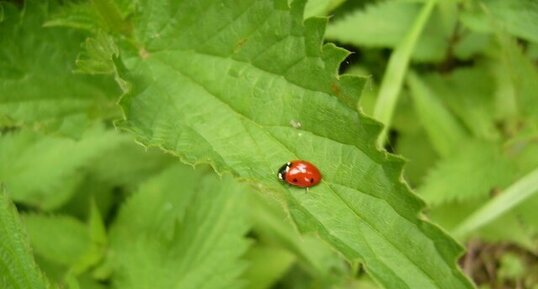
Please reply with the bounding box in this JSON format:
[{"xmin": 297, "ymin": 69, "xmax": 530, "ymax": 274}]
[
  {"xmin": 310, "ymin": 178, "xmax": 314, "ymax": 183},
  {"xmin": 292, "ymin": 178, "xmax": 298, "ymax": 183}
]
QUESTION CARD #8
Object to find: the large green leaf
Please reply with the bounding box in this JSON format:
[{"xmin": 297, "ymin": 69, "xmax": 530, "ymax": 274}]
[
  {"xmin": 109, "ymin": 165, "xmax": 250, "ymax": 289},
  {"xmin": 0, "ymin": 187, "xmax": 55, "ymax": 289},
  {"xmin": 114, "ymin": 0, "xmax": 474, "ymax": 288},
  {"xmin": 0, "ymin": 1, "xmax": 120, "ymax": 135}
]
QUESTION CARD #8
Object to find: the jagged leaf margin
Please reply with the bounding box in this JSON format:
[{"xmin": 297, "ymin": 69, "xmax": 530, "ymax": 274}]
[
  {"xmin": 0, "ymin": 187, "xmax": 56, "ymax": 289},
  {"xmin": 113, "ymin": 0, "xmax": 474, "ymax": 288}
]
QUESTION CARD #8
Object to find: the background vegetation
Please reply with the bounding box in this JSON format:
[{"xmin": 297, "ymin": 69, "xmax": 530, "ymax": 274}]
[{"xmin": 1, "ymin": 0, "xmax": 537, "ymax": 289}]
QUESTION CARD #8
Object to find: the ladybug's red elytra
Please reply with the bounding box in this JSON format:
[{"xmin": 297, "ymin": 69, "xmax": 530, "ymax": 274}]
[{"xmin": 277, "ymin": 160, "xmax": 321, "ymax": 188}]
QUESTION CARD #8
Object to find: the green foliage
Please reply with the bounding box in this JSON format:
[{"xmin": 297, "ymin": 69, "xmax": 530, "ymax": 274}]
[
  {"xmin": 496, "ymin": 35, "xmax": 538, "ymax": 122},
  {"xmin": 453, "ymin": 167, "xmax": 538, "ymax": 239},
  {"xmin": 114, "ymin": 0, "xmax": 473, "ymax": 288},
  {"xmin": 0, "ymin": 127, "xmax": 125, "ymax": 210},
  {"xmin": 242, "ymin": 245, "xmax": 295, "ymax": 289},
  {"xmin": 2, "ymin": 0, "xmax": 538, "ymax": 288},
  {"xmin": 419, "ymin": 67, "xmax": 499, "ymax": 140},
  {"xmin": 483, "ymin": 0, "xmax": 538, "ymax": 43},
  {"xmin": 22, "ymin": 214, "xmax": 93, "ymax": 267},
  {"xmin": 0, "ymin": 2, "xmax": 120, "ymax": 135},
  {"xmin": 407, "ymin": 71, "xmax": 468, "ymax": 157},
  {"xmin": 109, "ymin": 165, "xmax": 250, "ymax": 289},
  {"xmin": 249, "ymin": 192, "xmax": 348, "ymax": 286},
  {"xmin": 419, "ymin": 140, "xmax": 514, "ymax": 205},
  {"xmin": 304, "ymin": 0, "xmax": 345, "ymax": 18},
  {"xmin": 0, "ymin": 187, "xmax": 55, "ymax": 289},
  {"xmin": 498, "ymin": 253, "xmax": 525, "ymax": 281},
  {"xmin": 325, "ymin": 1, "xmax": 454, "ymax": 62}
]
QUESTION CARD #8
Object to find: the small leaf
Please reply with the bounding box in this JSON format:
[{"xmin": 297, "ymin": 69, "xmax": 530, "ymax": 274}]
[
  {"xmin": 76, "ymin": 32, "xmax": 120, "ymax": 75},
  {"xmin": 419, "ymin": 140, "xmax": 515, "ymax": 205},
  {"xmin": 71, "ymin": 200, "xmax": 107, "ymax": 274},
  {"xmin": 22, "ymin": 214, "xmax": 92, "ymax": 267},
  {"xmin": 397, "ymin": 128, "xmax": 438, "ymax": 187},
  {"xmin": 497, "ymin": 35, "xmax": 538, "ymax": 123},
  {"xmin": 484, "ymin": 0, "xmax": 538, "ymax": 43},
  {"xmin": 0, "ymin": 1, "xmax": 120, "ymax": 133},
  {"xmin": 242, "ymin": 245, "xmax": 295, "ymax": 289},
  {"xmin": 0, "ymin": 127, "xmax": 125, "ymax": 210},
  {"xmin": 407, "ymin": 71, "xmax": 468, "ymax": 157},
  {"xmin": 419, "ymin": 67, "xmax": 499, "ymax": 141},
  {"xmin": 87, "ymin": 136, "xmax": 175, "ymax": 189},
  {"xmin": 325, "ymin": 1, "xmax": 453, "ymax": 62},
  {"xmin": 0, "ymin": 186, "xmax": 55, "ymax": 289},
  {"xmin": 109, "ymin": 165, "xmax": 250, "ymax": 289},
  {"xmin": 498, "ymin": 253, "xmax": 525, "ymax": 281}
]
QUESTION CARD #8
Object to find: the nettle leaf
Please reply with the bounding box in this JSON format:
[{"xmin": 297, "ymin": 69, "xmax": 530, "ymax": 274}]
[
  {"xmin": 419, "ymin": 140, "xmax": 515, "ymax": 205},
  {"xmin": 420, "ymin": 67, "xmax": 499, "ymax": 140},
  {"xmin": 497, "ymin": 35, "xmax": 538, "ymax": 123},
  {"xmin": 115, "ymin": 1, "xmax": 474, "ymax": 288},
  {"xmin": 325, "ymin": 1, "xmax": 454, "ymax": 62},
  {"xmin": 250, "ymin": 192, "xmax": 348, "ymax": 285},
  {"xmin": 22, "ymin": 214, "xmax": 92, "ymax": 267},
  {"xmin": 109, "ymin": 165, "xmax": 250, "ymax": 289},
  {"xmin": 242, "ymin": 245, "xmax": 295, "ymax": 289},
  {"xmin": 407, "ymin": 72, "xmax": 468, "ymax": 158},
  {"xmin": 0, "ymin": 126, "xmax": 125, "ymax": 210},
  {"xmin": 57, "ymin": 138, "xmax": 175, "ymax": 220},
  {"xmin": 0, "ymin": 1, "xmax": 120, "ymax": 134},
  {"xmin": 397, "ymin": 128, "xmax": 438, "ymax": 187},
  {"xmin": 483, "ymin": 0, "xmax": 538, "ymax": 44},
  {"xmin": 88, "ymin": 140, "xmax": 176, "ymax": 190},
  {"xmin": 0, "ymin": 187, "xmax": 55, "ymax": 289}
]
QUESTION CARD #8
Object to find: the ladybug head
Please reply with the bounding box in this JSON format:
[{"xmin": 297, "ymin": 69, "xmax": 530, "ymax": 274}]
[{"xmin": 277, "ymin": 162, "xmax": 291, "ymax": 181}]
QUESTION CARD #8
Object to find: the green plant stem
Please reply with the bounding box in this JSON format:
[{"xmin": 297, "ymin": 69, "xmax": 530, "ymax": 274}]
[
  {"xmin": 453, "ymin": 167, "xmax": 538, "ymax": 239},
  {"xmin": 373, "ymin": 0, "xmax": 438, "ymax": 147}
]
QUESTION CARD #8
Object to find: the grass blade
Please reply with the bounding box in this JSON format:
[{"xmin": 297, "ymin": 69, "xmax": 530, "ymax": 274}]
[
  {"xmin": 453, "ymin": 167, "xmax": 538, "ymax": 239},
  {"xmin": 373, "ymin": 0, "xmax": 438, "ymax": 147}
]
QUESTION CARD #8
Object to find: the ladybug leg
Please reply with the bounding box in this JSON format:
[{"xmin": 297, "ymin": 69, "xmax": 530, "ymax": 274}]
[{"xmin": 305, "ymin": 187, "xmax": 310, "ymax": 193}]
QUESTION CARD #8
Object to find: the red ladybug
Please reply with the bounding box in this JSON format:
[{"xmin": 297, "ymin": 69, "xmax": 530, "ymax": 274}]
[{"xmin": 277, "ymin": 160, "xmax": 321, "ymax": 188}]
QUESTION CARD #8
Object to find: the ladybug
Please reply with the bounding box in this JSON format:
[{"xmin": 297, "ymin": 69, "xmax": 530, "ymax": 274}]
[{"xmin": 277, "ymin": 160, "xmax": 321, "ymax": 188}]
